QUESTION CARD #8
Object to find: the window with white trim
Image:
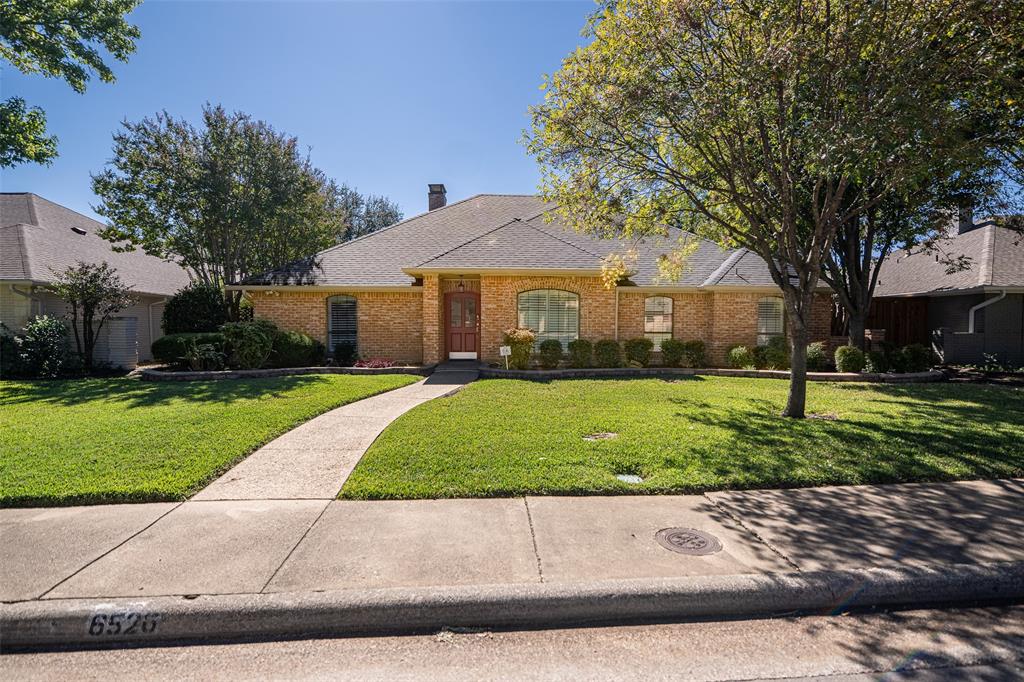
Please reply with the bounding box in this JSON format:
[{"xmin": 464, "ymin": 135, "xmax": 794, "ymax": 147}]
[
  {"xmin": 756, "ymin": 297, "xmax": 785, "ymax": 345},
  {"xmin": 644, "ymin": 296, "xmax": 673, "ymax": 350},
  {"xmin": 517, "ymin": 289, "xmax": 579, "ymax": 348},
  {"xmin": 327, "ymin": 295, "xmax": 357, "ymax": 354}
]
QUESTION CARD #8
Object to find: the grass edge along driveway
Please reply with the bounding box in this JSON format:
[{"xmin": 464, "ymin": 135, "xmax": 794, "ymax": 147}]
[
  {"xmin": 341, "ymin": 376, "xmax": 1024, "ymax": 499},
  {"xmin": 1, "ymin": 374, "xmax": 419, "ymax": 507}
]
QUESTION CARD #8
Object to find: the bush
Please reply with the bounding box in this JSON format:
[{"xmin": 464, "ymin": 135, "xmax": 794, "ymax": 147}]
[
  {"xmin": 152, "ymin": 332, "xmax": 225, "ymax": 365},
  {"xmin": 727, "ymin": 345, "xmax": 755, "ymax": 369},
  {"xmin": 185, "ymin": 342, "xmax": 225, "ymax": 371},
  {"xmin": 864, "ymin": 350, "xmax": 888, "ymax": 373},
  {"xmin": 220, "ymin": 319, "xmax": 277, "ymax": 369},
  {"xmin": 623, "ymin": 337, "xmax": 654, "ymax": 367},
  {"xmin": 805, "ymin": 341, "xmax": 828, "ymax": 371},
  {"xmin": 594, "ymin": 339, "xmax": 622, "ymax": 368},
  {"xmin": 659, "ymin": 338, "xmax": 685, "ymax": 367},
  {"xmin": 269, "ymin": 330, "xmax": 324, "ymax": 368},
  {"xmin": 16, "ymin": 316, "xmax": 69, "ymax": 378},
  {"xmin": 1, "ymin": 323, "xmax": 18, "ymax": 377},
  {"xmin": 835, "ymin": 345, "xmax": 866, "ymax": 373},
  {"xmin": 567, "ymin": 339, "xmax": 593, "ymax": 368},
  {"xmin": 761, "ymin": 336, "xmax": 789, "ymax": 370},
  {"xmin": 537, "ymin": 339, "xmax": 563, "ymax": 369},
  {"xmin": 162, "ymin": 283, "xmax": 228, "ymax": 334},
  {"xmin": 503, "ymin": 327, "xmax": 536, "ymax": 370},
  {"xmin": 681, "ymin": 340, "xmax": 706, "ymax": 368},
  {"xmin": 899, "ymin": 343, "xmax": 935, "ymax": 373},
  {"xmin": 333, "ymin": 342, "xmax": 358, "ymax": 367}
]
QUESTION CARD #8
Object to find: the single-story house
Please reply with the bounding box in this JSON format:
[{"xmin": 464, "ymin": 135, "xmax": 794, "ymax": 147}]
[
  {"xmin": 0, "ymin": 193, "xmax": 191, "ymax": 367},
  {"xmin": 235, "ymin": 185, "xmax": 832, "ymax": 366},
  {"xmin": 873, "ymin": 211, "xmax": 1024, "ymax": 365}
]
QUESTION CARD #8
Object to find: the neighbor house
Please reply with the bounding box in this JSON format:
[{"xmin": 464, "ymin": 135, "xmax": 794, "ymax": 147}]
[
  {"xmin": 872, "ymin": 209, "xmax": 1024, "ymax": 365},
  {"xmin": 0, "ymin": 193, "xmax": 191, "ymax": 367},
  {"xmin": 233, "ymin": 186, "xmax": 832, "ymax": 366}
]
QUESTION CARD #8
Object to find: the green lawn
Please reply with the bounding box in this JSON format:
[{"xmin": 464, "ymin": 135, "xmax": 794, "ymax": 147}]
[
  {"xmin": 1, "ymin": 374, "xmax": 419, "ymax": 506},
  {"xmin": 341, "ymin": 377, "xmax": 1024, "ymax": 499}
]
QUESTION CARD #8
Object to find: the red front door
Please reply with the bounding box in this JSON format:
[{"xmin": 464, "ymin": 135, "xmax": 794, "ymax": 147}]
[{"xmin": 445, "ymin": 292, "xmax": 480, "ymax": 359}]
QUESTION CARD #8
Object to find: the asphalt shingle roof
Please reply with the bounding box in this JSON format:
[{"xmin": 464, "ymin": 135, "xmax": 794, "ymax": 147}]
[
  {"xmin": 246, "ymin": 194, "xmax": 779, "ymax": 289},
  {"xmin": 0, "ymin": 193, "xmax": 191, "ymax": 297},
  {"xmin": 874, "ymin": 221, "xmax": 1024, "ymax": 296}
]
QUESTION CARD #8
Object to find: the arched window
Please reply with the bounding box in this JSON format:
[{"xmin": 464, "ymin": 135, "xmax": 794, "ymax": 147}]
[
  {"xmin": 517, "ymin": 289, "xmax": 579, "ymax": 348},
  {"xmin": 756, "ymin": 297, "xmax": 785, "ymax": 345},
  {"xmin": 644, "ymin": 296, "xmax": 673, "ymax": 350},
  {"xmin": 327, "ymin": 295, "xmax": 357, "ymax": 355}
]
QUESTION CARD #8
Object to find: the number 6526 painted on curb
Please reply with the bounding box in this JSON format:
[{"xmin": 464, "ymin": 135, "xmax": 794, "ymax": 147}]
[{"xmin": 87, "ymin": 611, "xmax": 161, "ymax": 636}]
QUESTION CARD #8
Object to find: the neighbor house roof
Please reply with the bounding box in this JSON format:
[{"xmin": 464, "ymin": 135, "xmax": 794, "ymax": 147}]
[
  {"xmin": 874, "ymin": 221, "xmax": 1024, "ymax": 297},
  {"xmin": 243, "ymin": 194, "xmax": 781, "ymax": 289},
  {"xmin": 0, "ymin": 193, "xmax": 191, "ymax": 297}
]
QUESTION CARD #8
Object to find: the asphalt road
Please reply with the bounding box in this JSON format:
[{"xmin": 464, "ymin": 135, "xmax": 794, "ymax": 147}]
[{"xmin": 3, "ymin": 606, "xmax": 1022, "ymax": 681}]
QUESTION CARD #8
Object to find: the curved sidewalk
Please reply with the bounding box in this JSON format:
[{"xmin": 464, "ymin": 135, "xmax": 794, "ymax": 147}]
[{"xmin": 192, "ymin": 369, "xmax": 478, "ymax": 501}]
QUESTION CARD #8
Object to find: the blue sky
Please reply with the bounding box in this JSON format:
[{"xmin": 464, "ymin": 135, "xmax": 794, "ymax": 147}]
[{"xmin": 2, "ymin": 0, "xmax": 593, "ymax": 221}]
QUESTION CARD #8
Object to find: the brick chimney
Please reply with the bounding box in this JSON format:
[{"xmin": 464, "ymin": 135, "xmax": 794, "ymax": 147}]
[
  {"xmin": 957, "ymin": 199, "xmax": 974, "ymax": 235},
  {"xmin": 428, "ymin": 184, "xmax": 447, "ymax": 211}
]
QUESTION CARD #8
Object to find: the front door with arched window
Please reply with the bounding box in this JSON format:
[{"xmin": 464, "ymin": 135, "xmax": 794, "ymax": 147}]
[{"xmin": 445, "ymin": 291, "xmax": 480, "ymax": 359}]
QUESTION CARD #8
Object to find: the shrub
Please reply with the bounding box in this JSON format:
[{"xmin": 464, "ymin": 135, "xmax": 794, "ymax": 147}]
[
  {"xmin": 1, "ymin": 323, "xmax": 18, "ymax": 377},
  {"xmin": 865, "ymin": 350, "xmax": 889, "ymax": 374},
  {"xmin": 220, "ymin": 319, "xmax": 277, "ymax": 369},
  {"xmin": 152, "ymin": 332, "xmax": 225, "ymax": 365},
  {"xmin": 538, "ymin": 339, "xmax": 563, "ymax": 369},
  {"xmin": 354, "ymin": 358, "xmax": 395, "ymax": 368},
  {"xmin": 269, "ymin": 330, "xmax": 324, "ymax": 368},
  {"xmin": 162, "ymin": 283, "xmax": 228, "ymax": 334},
  {"xmin": 16, "ymin": 316, "xmax": 69, "ymax": 378},
  {"xmin": 659, "ymin": 338, "xmax": 685, "ymax": 367},
  {"xmin": 594, "ymin": 339, "xmax": 622, "ymax": 368},
  {"xmin": 503, "ymin": 327, "xmax": 536, "ymax": 370},
  {"xmin": 681, "ymin": 340, "xmax": 706, "ymax": 368},
  {"xmin": 805, "ymin": 341, "xmax": 828, "ymax": 371},
  {"xmin": 623, "ymin": 337, "xmax": 654, "ymax": 367},
  {"xmin": 727, "ymin": 345, "xmax": 755, "ymax": 369},
  {"xmin": 567, "ymin": 339, "xmax": 593, "ymax": 368},
  {"xmin": 835, "ymin": 345, "xmax": 866, "ymax": 373},
  {"xmin": 185, "ymin": 342, "xmax": 225, "ymax": 371},
  {"xmin": 899, "ymin": 343, "xmax": 935, "ymax": 373},
  {"xmin": 333, "ymin": 342, "xmax": 358, "ymax": 367},
  {"xmin": 762, "ymin": 336, "xmax": 789, "ymax": 370}
]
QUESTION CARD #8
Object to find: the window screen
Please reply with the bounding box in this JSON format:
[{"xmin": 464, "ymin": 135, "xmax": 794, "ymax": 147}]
[
  {"xmin": 756, "ymin": 297, "xmax": 785, "ymax": 345},
  {"xmin": 517, "ymin": 289, "xmax": 579, "ymax": 348},
  {"xmin": 327, "ymin": 295, "xmax": 357, "ymax": 353},
  {"xmin": 644, "ymin": 296, "xmax": 673, "ymax": 350}
]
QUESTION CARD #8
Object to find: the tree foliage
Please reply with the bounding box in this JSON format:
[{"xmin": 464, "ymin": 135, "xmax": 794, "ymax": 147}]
[
  {"xmin": 0, "ymin": 0, "xmax": 140, "ymax": 166},
  {"xmin": 528, "ymin": 0, "xmax": 1024, "ymax": 417},
  {"xmin": 47, "ymin": 261, "xmax": 135, "ymax": 371},
  {"xmin": 92, "ymin": 104, "xmax": 349, "ymax": 317},
  {"xmin": 162, "ymin": 282, "xmax": 228, "ymax": 334},
  {"xmin": 337, "ymin": 185, "xmax": 403, "ymax": 241}
]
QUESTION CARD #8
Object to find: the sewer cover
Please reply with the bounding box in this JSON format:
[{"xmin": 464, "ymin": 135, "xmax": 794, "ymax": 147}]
[
  {"xmin": 615, "ymin": 474, "xmax": 643, "ymax": 484},
  {"xmin": 655, "ymin": 527, "xmax": 722, "ymax": 556}
]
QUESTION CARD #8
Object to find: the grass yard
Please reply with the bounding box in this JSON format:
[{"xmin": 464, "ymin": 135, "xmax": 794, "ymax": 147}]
[
  {"xmin": 1, "ymin": 374, "xmax": 419, "ymax": 506},
  {"xmin": 341, "ymin": 376, "xmax": 1024, "ymax": 499}
]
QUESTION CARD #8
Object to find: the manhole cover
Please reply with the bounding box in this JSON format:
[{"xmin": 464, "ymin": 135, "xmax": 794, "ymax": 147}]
[
  {"xmin": 583, "ymin": 432, "xmax": 618, "ymax": 441},
  {"xmin": 615, "ymin": 474, "xmax": 643, "ymax": 484},
  {"xmin": 655, "ymin": 527, "xmax": 722, "ymax": 556}
]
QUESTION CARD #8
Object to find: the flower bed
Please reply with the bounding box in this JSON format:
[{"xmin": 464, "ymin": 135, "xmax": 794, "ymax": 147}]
[
  {"xmin": 478, "ymin": 366, "xmax": 945, "ymax": 383},
  {"xmin": 140, "ymin": 364, "xmax": 434, "ymax": 382}
]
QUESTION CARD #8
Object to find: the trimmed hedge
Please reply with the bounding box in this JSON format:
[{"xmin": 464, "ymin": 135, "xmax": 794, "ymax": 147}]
[
  {"xmin": 567, "ymin": 339, "xmax": 593, "ymax": 368},
  {"xmin": 537, "ymin": 339, "xmax": 563, "ymax": 369},
  {"xmin": 152, "ymin": 332, "xmax": 226, "ymax": 365},
  {"xmin": 623, "ymin": 337, "xmax": 654, "ymax": 367},
  {"xmin": 835, "ymin": 345, "xmax": 866, "ymax": 373},
  {"xmin": 162, "ymin": 283, "xmax": 228, "ymax": 334},
  {"xmin": 681, "ymin": 340, "xmax": 706, "ymax": 368},
  {"xmin": 594, "ymin": 339, "xmax": 622, "ymax": 368},
  {"xmin": 727, "ymin": 345, "xmax": 755, "ymax": 369},
  {"xmin": 806, "ymin": 341, "xmax": 828, "ymax": 371},
  {"xmin": 270, "ymin": 330, "xmax": 325, "ymax": 368},
  {"xmin": 659, "ymin": 338, "xmax": 685, "ymax": 367}
]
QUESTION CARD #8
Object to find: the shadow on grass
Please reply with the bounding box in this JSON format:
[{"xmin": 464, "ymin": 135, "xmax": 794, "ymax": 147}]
[{"xmin": 0, "ymin": 374, "xmax": 334, "ymax": 409}]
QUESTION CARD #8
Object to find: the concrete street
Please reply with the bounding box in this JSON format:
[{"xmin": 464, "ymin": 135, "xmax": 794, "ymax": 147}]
[
  {"xmin": 2, "ymin": 478, "xmax": 1022, "ymax": 602},
  {"xmin": 4, "ymin": 606, "xmax": 1022, "ymax": 680}
]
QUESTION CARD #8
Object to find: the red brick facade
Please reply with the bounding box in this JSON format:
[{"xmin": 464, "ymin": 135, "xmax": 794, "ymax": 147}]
[{"xmin": 250, "ymin": 278, "xmax": 833, "ymax": 366}]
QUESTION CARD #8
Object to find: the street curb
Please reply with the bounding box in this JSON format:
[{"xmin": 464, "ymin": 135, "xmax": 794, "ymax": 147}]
[{"xmin": 3, "ymin": 561, "xmax": 1022, "ymax": 649}]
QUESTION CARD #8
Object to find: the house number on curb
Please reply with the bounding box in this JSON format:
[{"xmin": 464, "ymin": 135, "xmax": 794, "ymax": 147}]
[
  {"xmin": 655, "ymin": 527, "xmax": 723, "ymax": 556},
  {"xmin": 86, "ymin": 611, "xmax": 162, "ymax": 637}
]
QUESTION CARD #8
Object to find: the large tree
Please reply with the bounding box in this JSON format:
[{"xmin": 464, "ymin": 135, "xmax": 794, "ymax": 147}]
[
  {"xmin": 92, "ymin": 104, "xmax": 349, "ymax": 318},
  {"xmin": 528, "ymin": 0, "xmax": 1021, "ymax": 417},
  {"xmin": 0, "ymin": 0, "xmax": 140, "ymax": 166},
  {"xmin": 337, "ymin": 185, "xmax": 403, "ymax": 241}
]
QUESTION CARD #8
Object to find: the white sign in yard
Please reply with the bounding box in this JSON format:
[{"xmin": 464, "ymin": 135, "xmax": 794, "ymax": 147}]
[{"xmin": 499, "ymin": 346, "xmax": 512, "ymax": 357}]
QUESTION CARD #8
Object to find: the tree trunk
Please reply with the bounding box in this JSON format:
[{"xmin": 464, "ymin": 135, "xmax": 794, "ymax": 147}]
[
  {"xmin": 784, "ymin": 324, "xmax": 809, "ymax": 419},
  {"xmin": 82, "ymin": 309, "xmax": 95, "ymax": 372},
  {"xmin": 847, "ymin": 308, "xmax": 867, "ymax": 350}
]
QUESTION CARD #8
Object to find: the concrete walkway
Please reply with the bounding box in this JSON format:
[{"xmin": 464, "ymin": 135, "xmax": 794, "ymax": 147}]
[
  {"xmin": 192, "ymin": 368, "xmax": 478, "ymax": 501},
  {"xmin": 2, "ymin": 478, "xmax": 1021, "ymax": 603}
]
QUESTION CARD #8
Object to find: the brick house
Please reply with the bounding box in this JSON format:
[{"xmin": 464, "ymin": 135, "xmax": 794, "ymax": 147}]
[{"xmin": 235, "ymin": 186, "xmax": 832, "ymax": 366}]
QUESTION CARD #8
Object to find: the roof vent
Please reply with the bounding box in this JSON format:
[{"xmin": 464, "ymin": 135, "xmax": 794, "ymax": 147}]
[
  {"xmin": 428, "ymin": 184, "xmax": 447, "ymax": 211},
  {"xmin": 71, "ymin": 227, "xmax": 87, "ymax": 235}
]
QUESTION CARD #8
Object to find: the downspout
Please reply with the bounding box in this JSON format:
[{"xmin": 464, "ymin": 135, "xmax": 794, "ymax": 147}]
[
  {"xmin": 959, "ymin": 290, "xmax": 1007, "ymax": 334},
  {"xmin": 614, "ymin": 287, "xmax": 620, "ymax": 341}
]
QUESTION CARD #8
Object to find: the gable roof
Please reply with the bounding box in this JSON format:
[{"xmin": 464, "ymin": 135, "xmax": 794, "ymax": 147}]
[
  {"xmin": 244, "ymin": 193, "xmax": 780, "ymax": 289},
  {"xmin": 874, "ymin": 221, "xmax": 1024, "ymax": 297},
  {"xmin": 0, "ymin": 193, "xmax": 191, "ymax": 297}
]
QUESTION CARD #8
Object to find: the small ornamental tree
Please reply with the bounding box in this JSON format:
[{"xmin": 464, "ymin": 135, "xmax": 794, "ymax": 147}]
[
  {"xmin": 162, "ymin": 282, "xmax": 228, "ymax": 334},
  {"xmin": 47, "ymin": 261, "xmax": 135, "ymax": 372}
]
